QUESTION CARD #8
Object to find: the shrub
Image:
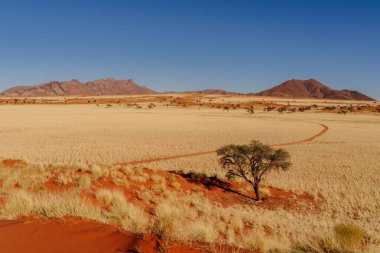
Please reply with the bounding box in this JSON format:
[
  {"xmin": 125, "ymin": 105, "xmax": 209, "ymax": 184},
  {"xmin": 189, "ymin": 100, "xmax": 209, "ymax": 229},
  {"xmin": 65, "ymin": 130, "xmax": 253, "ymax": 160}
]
[
  {"xmin": 87, "ymin": 164, "xmax": 104, "ymax": 179},
  {"xmin": 185, "ymin": 221, "xmax": 219, "ymax": 243},
  {"xmin": 171, "ymin": 181, "xmax": 181, "ymax": 190},
  {"xmin": 76, "ymin": 176, "xmax": 91, "ymax": 189},
  {"xmin": 242, "ymin": 234, "xmax": 265, "ymax": 251},
  {"xmin": 153, "ymin": 203, "xmax": 180, "ymax": 239},
  {"xmin": 129, "ymin": 175, "xmax": 147, "ymax": 183},
  {"xmin": 104, "ymin": 194, "xmax": 149, "ymax": 233},
  {"xmin": 0, "ymin": 190, "xmax": 103, "ymax": 221},
  {"xmin": 152, "ymin": 183, "xmax": 166, "ymax": 193},
  {"xmin": 113, "ymin": 177, "xmax": 130, "ymax": 188},
  {"xmin": 334, "ymin": 223, "xmax": 364, "ymax": 249},
  {"xmin": 96, "ymin": 189, "xmax": 113, "ymax": 205},
  {"xmin": 193, "ymin": 185, "xmax": 202, "ymax": 192},
  {"xmin": 152, "ymin": 174, "xmax": 165, "ymax": 184},
  {"xmin": 290, "ymin": 236, "xmax": 344, "ymax": 253},
  {"xmin": 96, "ymin": 189, "xmax": 127, "ymax": 207},
  {"xmin": 167, "ymin": 175, "xmax": 177, "ymax": 182},
  {"xmin": 259, "ymin": 187, "xmax": 272, "ymax": 199},
  {"xmin": 138, "ymin": 191, "xmax": 153, "ymax": 202},
  {"xmin": 0, "ymin": 190, "xmax": 34, "ymax": 219},
  {"xmin": 56, "ymin": 174, "xmax": 72, "ymax": 186}
]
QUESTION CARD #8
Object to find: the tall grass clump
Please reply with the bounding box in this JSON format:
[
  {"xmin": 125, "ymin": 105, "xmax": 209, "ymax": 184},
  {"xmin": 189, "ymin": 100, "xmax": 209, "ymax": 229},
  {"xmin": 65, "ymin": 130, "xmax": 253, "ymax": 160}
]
[
  {"xmin": 334, "ymin": 223, "xmax": 365, "ymax": 249},
  {"xmin": 291, "ymin": 224, "xmax": 368, "ymax": 253},
  {"xmin": 0, "ymin": 190, "xmax": 103, "ymax": 221}
]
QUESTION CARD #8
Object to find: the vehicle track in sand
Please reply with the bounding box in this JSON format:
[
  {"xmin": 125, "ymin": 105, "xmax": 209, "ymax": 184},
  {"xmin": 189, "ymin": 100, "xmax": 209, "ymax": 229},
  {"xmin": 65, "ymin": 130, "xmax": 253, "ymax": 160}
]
[{"xmin": 123, "ymin": 122, "xmax": 329, "ymax": 166}]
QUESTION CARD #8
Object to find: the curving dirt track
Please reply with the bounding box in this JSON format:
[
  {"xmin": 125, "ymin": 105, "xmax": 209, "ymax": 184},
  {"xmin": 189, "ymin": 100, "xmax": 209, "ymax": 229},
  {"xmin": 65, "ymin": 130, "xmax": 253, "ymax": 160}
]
[
  {"xmin": 124, "ymin": 122, "xmax": 329, "ymax": 166},
  {"xmin": 271, "ymin": 123, "xmax": 329, "ymax": 147}
]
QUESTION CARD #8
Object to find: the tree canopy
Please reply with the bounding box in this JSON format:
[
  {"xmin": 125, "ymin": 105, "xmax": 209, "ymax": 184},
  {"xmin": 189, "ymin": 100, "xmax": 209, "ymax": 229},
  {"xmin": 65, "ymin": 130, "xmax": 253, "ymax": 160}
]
[{"xmin": 217, "ymin": 140, "xmax": 291, "ymax": 200}]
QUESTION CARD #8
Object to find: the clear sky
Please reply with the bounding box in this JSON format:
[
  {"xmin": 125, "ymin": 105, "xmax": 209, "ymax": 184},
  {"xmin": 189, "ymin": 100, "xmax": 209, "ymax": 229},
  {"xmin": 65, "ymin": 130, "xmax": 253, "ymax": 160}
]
[{"xmin": 0, "ymin": 0, "xmax": 379, "ymax": 98}]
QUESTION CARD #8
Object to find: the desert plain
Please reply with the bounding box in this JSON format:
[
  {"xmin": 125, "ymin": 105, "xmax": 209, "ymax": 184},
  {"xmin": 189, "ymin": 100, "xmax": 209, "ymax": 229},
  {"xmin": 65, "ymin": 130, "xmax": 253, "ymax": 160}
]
[{"xmin": 0, "ymin": 94, "xmax": 378, "ymax": 252}]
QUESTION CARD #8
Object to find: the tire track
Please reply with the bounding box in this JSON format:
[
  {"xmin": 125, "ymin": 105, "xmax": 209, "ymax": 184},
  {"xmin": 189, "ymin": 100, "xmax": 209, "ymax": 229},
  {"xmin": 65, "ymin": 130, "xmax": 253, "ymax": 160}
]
[
  {"xmin": 123, "ymin": 123, "xmax": 329, "ymax": 166},
  {"xmin": 271, "ymin": 123, "xmax": 329, "ymax": 147}
]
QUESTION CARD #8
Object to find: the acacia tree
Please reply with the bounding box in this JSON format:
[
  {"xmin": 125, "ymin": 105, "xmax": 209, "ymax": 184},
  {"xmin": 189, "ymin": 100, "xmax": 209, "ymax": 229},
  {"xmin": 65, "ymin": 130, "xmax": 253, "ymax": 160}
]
[{"xmin": 217, "ymin": 140, "xmax": 291, "ymax": 201}]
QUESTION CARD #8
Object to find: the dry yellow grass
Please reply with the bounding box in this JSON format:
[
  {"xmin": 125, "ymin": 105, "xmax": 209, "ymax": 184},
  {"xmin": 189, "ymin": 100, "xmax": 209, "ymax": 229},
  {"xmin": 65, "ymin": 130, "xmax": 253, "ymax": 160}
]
[
  {"xmin": 0, "ymin": 104, "xmax": 320, "ymax": 165},
  {"xmin": 0, "ymin": 99, "xmax": 379, "ymax": 251}
]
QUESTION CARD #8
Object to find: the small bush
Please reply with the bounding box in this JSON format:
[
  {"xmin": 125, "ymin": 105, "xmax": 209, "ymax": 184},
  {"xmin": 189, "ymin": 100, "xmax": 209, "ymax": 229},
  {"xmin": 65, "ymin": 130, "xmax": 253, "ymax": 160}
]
[
  {"xmin": 129, "ymin": 175, "xmax": 147, "ymax": 183},
  {"xmin": 171, "ymin": 181, "xmax": 181, "ymax": 189},
  {"xmin": 134, "ymin": 170, "xmax": 149, "ymax": 179},
  {"xmin": 0, "ymin": 190, "xmax": 34, "ymax": 219},
  {"xmin": 193, "ymin": 185, "xmax": 202, "ymax": 192},
  {"xmin": 244, "ymin": 236, "xmax": 265, "ymax": 251},
  {"xmin": 138, "ymin": 191, "xmax": 153, "ymax": 202},
  {"xmin": 113, "ymin": 177, "xmax": 130, "ymax": 188},
  {"xmin": 153, "ymin": 203, "xmax": 180, "ymax": 239},
  {"xmin": 87, "ymin": 165, "xmax": 104, "ymax": 179},
  {"xmin": 334, "ymin": 223, "xmax": 364, "ymax": 249},
  {"xmin": 167, "ymin": 175, "xmax": 177, "ymax": 182},
  {"xmin": 96, "ymin": 189, "xmax": 127, "ymax": 207},
  {"xmin": 77, "ymin": 176, "xmax": 91, "ymax": 189},
  {"xmin": 291, "ymin": 236, "xmax": 343, "ymax": 253},
  {"xmin": 259, "ymin": 187, "xmax": 272, "ymax": 199},
  {"xmin": 152, "ymin": 183, "xmax": 166, "ymax": 193},
  {"xmin": 151, "ymin": 174, "xmax": 165, "ymax": 184},
  {"xmin": 56, "ymin": 174, "xmax": 72, "ymax": 186},
  {"xmin": 0, "ymin": 190, "xmax": 103, "ymax": 221},
  {"xmin": 104, "ymin": 193, "xmax": 149, "ymax": 233},
  {"xmin": 96, "ymin": 189, "xmax": 113, "ymax": 205},
  {"xmin": 185, "ymin": 221, "xmax": 219, "ymax": 243}
]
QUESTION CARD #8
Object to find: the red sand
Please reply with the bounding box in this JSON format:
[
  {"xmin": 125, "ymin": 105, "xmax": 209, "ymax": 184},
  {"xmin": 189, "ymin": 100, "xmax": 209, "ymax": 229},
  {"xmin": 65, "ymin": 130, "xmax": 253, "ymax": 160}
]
[
  {"xmin": 0, "ymin": 217, "xmax": 203, "ymax": 253},
  {"xmin": 1, "ymin": 159, "xmax": 26, "ymax": 168},
  {"xmin": 0, "ymin": 217, "xmax": 256, "ymax": 253},
  {"xmin": 0, "ymin": 218, "xmax": 135, "ymax": 253}
]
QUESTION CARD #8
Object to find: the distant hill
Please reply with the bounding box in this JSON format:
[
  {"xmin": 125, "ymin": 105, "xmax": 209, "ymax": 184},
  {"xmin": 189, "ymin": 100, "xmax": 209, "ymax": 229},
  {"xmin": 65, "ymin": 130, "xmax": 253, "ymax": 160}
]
[
  {"xmin": 256, "ymin": 79, "xmax": 374, "ymax": 101},
  {"xmin": 164, "ymin": 89, "xmax": 239, "ymax": 95},
  {"xmin": 1, "ymin": 78, "xmax": 156, "ymax": 97}
]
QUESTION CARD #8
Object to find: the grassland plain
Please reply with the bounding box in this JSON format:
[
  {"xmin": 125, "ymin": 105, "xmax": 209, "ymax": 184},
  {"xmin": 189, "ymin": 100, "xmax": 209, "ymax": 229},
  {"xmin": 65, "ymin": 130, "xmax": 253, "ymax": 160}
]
[
  {"xmin": 0, "ymin": 104, "xmax": 320, "ymax": 165},
  {"xmin": 0, "ymin": 102, "xmax": 379, "ymax": 252}
]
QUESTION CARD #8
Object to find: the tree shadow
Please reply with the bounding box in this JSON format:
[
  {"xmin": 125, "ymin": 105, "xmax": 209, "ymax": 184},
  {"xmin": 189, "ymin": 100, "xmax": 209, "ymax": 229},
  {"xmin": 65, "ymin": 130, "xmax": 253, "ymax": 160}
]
[{"xmin": 169, "ymin": 170, "xmax": 256, "ymax": 201}]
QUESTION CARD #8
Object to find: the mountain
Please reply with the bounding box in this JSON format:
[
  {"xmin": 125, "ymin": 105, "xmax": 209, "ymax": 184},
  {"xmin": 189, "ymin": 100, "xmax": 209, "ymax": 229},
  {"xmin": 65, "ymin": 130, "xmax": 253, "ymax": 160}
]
[
  {"xmin": 163, "ymin": 89, "xmax": 239, "ymax": 95},
  {"xmin": 256, "ymin": 79, "xmax": 374, "ymax": 101},
  {"xmin": 1, "ymin": 78, "xmax": 156, "ymax": 97}
]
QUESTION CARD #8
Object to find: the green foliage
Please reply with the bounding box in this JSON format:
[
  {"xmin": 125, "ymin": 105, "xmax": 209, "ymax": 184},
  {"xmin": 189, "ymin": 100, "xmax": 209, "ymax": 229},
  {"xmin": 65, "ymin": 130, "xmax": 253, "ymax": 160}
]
[
  {"xmin": 217, "ymin": 140, "xmax": 291, "ymax": 180},
  {"xmin": 217, "ymin": 140, "xmax": 291, "ymax": 200}
]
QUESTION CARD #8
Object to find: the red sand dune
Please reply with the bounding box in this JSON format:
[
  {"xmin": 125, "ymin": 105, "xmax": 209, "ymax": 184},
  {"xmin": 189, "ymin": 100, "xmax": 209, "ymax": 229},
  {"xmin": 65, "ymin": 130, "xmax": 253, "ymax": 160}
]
[
  {"xmin": 0, "ymin": 217, "xmax": 258, "ymax": 253},
  {"xmin": 0, "ymin": 218, "xmax": 206, "ymax": 253},
  {"xmin": 0, "ymin": 218, "xmax": 135, "ymax": 253}
]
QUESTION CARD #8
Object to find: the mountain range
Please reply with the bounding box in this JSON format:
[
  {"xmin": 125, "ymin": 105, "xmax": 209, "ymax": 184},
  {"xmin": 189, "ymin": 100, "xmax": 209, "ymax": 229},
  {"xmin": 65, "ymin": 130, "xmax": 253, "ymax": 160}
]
[
  {"xmin": 0, "ymin": 78, "xmax": 156, "ymax": 97},
  {"xmin": 0, "ymin": 78, "xmax": 374, "ymax": 100}
]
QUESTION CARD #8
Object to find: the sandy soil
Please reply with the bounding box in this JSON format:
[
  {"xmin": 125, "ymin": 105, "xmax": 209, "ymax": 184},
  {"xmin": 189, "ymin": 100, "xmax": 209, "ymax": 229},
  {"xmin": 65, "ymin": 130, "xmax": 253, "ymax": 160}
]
[{"xmin": 0, "ymin": 217, "xmax": 212, "ymax": 253}]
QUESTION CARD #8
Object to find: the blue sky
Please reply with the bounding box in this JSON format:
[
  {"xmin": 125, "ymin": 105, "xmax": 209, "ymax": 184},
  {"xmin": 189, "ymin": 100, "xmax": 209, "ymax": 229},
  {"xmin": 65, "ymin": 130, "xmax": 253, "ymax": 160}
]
[{"xmin": 0, "ymin": 0, "xmax": 379, "ymax": 98}]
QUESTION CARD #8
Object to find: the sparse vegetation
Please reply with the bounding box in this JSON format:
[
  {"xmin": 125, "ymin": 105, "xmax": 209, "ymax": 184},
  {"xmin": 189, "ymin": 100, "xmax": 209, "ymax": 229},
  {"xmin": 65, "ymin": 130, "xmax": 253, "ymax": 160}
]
[
  {"xmin": 0, "ymin": 96, "xmax": 378, "ymax": 251},
  {"xmin": 334, "ymin": 223, "xmax": 365, "ymax": 249},
  {"xmin": 291, "ymin": 224, "xmax": 368, "ymax": 253},
  {"xmin": 76, "ymin": 176, "xmax": 91, "ymax": 189}
]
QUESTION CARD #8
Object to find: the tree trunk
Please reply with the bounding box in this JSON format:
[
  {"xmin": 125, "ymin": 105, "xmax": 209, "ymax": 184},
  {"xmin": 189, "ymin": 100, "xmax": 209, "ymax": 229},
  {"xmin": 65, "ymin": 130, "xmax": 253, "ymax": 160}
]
[{"xmin": 253, "ymin": 182, "xmax": 260, "ymax": 201}]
